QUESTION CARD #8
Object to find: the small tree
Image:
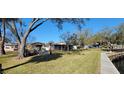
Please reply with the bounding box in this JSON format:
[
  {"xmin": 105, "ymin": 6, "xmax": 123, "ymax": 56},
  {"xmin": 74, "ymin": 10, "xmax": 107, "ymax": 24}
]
[
  {"xmin": 76, "ymin": 29, "xmax": 92, "ymax": 47},
  {"xmin": 115, "ymin": 23, "xmax": 124, "ymax": 45},
  {"xmin": 69, "ymin": 33, "xmax": 78, "ymax": 45},
  {"xmin": 60, "ymin": 32, "xmax": 72, "ymax": 51}
]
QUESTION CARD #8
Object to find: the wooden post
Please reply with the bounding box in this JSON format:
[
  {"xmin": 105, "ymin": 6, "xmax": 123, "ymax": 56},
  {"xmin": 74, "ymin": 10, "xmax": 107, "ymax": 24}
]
[{"xmin": 0, "ymin": 64, "xmax": 2, "ymax": 74}]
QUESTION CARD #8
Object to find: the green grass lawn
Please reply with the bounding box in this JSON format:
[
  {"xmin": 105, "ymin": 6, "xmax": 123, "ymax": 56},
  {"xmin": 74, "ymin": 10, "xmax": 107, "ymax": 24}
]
[{"xmin": 0, "ymin": 49, "xmax": 101, "ymax": 74}]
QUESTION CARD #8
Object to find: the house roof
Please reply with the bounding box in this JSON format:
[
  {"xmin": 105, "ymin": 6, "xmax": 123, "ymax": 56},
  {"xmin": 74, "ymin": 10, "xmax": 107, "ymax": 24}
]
[
  {"xmin": 31, "ymin": 42, "xmax": 45, "ymax": 46},
  {"xmin": 53, "ymin": 42, "xmax": 66, "ymax": 45},
  {"xmin": 5, "ymin": 43, "xmax": 18, "ymax": 46},
  {"xmin": 53, "ymin": 42, "xmax": 73, "ymax": 46}
]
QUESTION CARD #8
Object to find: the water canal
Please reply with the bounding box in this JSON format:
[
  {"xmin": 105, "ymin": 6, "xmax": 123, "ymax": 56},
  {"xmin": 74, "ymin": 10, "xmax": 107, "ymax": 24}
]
[{"xmin": 112, "ymin": 58, "xmax": 124, "ymax": 74}]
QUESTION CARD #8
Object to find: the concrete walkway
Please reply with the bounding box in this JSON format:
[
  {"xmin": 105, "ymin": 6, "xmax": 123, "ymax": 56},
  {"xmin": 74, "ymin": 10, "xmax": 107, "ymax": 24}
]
[{"xmin": 101, "ymin": 52, "xmax": 120, "ymax": 74}]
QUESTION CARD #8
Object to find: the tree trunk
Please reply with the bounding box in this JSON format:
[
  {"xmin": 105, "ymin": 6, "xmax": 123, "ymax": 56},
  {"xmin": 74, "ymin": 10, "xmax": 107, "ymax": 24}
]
[
  {"xmin": 49, "ymin": 49, "xmax": 52, "ymax": 55},
  {"xmin": 49, "ymin": 44, "xmax": 52, "ymax": 55},
  {"xmin": 18, "ymin": 38, "xmax": 26, "ymax": 59},
  {"xmin": 0, "ymin": 20, "xmax": 6, "ymax": 55},
  {"xmin": 17, "ymin": 27, "xmax": 31, "ymax": 59},
  {"xmin": 0, "ymin": 31, "xmax": 3, "ymax": 55},
  {"xmin": 0, "ymin": 40, "xmax": 5, "ymax": 55},
  {"xmin": 61, "ymin": 45, "xmax": 63, "ymax": 51},
  {"xmin": 67, "ymin": 44, "xmax": 70, "ymax": 51}
]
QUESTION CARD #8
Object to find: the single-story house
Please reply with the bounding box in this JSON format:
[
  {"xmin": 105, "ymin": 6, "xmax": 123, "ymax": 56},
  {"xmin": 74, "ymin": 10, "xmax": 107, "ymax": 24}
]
[
  {"xmin": 31, "ymin": 42, "xmax": 45, "ymax": 51},
  {"xmin": 53, "ymin": 42, "xmax": 73, "ymax": 51},
  {"xmin": 4, "ymin": 43, "xmax": 18, "ymax": 51}
]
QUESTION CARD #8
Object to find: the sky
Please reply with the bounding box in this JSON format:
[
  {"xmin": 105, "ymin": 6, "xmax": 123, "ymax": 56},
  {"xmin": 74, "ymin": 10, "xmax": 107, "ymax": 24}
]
[{"xmin": 27, "ymin": 18, "xmax": 124, "ymax": 43}]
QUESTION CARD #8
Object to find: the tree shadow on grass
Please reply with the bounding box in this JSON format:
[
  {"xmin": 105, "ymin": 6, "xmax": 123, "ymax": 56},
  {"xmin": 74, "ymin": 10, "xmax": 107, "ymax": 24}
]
[
  {"xmin": 28, "ymin": 53, "xmax": 63, "ymax": 63},
  {"xmin": 2, "ymin": 53, "xmax": 63, "ymax": 73}
]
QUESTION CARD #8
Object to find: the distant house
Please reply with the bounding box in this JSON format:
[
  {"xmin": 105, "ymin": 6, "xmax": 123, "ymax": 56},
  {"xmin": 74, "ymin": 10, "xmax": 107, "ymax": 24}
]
[
  {"xmin": 31, "ymin": 42, "xmax": 74, "ymax": 51},
  {"xmin": 4, "ymin": 43, "xmax": 18, "ymax": 51},
  {"xmin": 31, "ymin": 42, "xmax": 45, "ymax": 51},
  {"xmin": 53, "ymin": 42, "xmax": 73, "ymax": 51}
]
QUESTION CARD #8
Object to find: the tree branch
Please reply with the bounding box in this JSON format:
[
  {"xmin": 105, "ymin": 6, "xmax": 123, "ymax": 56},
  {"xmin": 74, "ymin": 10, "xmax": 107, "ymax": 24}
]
[
  {"xmin": 30, "ymin": 18, "xmax": 49, "ymax": 32},
  {"xmin": 6, "ymin": 21, "xmax": 21, "ymax": 44},
  {"xmin": 28, "ymin": 18, "xmax": 40, "ymax": 32}
]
